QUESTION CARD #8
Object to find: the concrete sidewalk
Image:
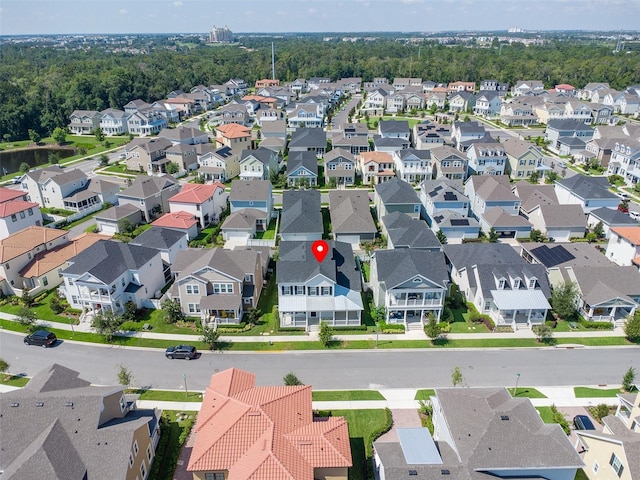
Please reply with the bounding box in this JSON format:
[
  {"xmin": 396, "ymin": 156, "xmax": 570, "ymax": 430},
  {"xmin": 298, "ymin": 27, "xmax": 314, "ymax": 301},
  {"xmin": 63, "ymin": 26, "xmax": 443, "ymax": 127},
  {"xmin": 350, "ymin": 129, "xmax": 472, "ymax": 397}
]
[{"xmin": 0, "ymin": 312, "xmax": 626, "ymax": 343}]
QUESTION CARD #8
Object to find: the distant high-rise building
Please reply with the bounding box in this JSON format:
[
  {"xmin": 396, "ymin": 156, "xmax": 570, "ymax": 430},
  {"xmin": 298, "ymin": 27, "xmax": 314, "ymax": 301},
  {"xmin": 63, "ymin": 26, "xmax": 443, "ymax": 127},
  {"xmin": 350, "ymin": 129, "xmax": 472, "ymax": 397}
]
[{"xmin": 209, "ymin": 25, "xmax": 233, "ymax": 43}]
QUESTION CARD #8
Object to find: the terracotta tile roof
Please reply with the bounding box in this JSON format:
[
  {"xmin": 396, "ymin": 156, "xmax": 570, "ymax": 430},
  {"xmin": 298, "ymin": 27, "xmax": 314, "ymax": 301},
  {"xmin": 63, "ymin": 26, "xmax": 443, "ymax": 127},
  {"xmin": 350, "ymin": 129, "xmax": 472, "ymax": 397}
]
[
  {"xmin": 0, "ymin": 187, "xmax": 25, "ymax": 204},
  {"xmin": 0, "ymin": 200, "xmax": 39, "ymax": 218},
  {"xmin": 0, "ymin": 226, "xmax": 67, "ymax": 263},
  {"xmin": 19, "ymin": 233, "xmax": 103, "ymax": 278},
  {"xmin": 188, "ymin": 368, "xmax": 351, "ymax": 479},
  {"xmin": 169, "ymin": 182, "xmax": 225, "ymax": 205},
  {"xmin": 611, "ymin": 226, "xmax": 640, "ymax": 245},
  {"xmin": 359, "ymin": 151, "xmax": 393, "ymax": 164},
  {"xmin": 151, "ymin": 211, "xmax": 198, "ymax": 229},
  {"xmin": 216, "ymin": 123, "xmax": 252, "ymax": 139}
]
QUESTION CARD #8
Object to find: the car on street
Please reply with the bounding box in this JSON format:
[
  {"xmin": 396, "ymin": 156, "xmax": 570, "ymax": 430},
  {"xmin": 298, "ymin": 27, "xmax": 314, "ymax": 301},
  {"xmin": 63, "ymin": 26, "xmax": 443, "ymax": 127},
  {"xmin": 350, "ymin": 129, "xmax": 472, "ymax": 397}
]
[
  {"xmin": 24, "ymin": 330, "xmax": 57, "ymax": 348},
  {"xmin": 573, "ymin": 414, "xmax": 596, "ymax": 431},
  {"xmin": 629, "ymin": 211, "xmax": 640, "ymax": 221},
  {"xmin": 119, "ymin": 153, "xmax": 126, "ymax": 160},
  {"xmin": 12, "ymin": 176, "xmax": 22, "ymax": 184},
  {"xmin": 557, "ymin": 161, "xmax": 567, "ymax": 169},
  {"xmin": 165, "ymin": 345, "xmax": 198, "ymax": 360}
]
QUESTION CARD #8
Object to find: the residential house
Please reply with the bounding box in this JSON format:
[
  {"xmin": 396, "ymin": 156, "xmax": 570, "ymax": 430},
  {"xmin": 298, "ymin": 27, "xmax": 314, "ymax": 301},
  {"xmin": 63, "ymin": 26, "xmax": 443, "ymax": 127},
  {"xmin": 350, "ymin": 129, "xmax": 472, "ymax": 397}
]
[
  {"xmin": 480, "ymin": 207, "xmax": 532, "ymax": 238},
  {"xmin": 163, "ymin": 96, "xmax": 196, "ymax": 118},
  {"xmin": 615, "ymin": 93, "xmax": 640, "ymax": 115},
  {"xmin": 258, "ymin": 118, "xmax": 286, "ymax": 139},
  {"xmin": 380, "ymin": 211, "xmax": 441, "ymax": 250},
  {"xmin": 117, "ymin": 174, "xmax": 180, "ymax": 223},
  {"xmin": 286, "ymin": 103, "xmax": 324, "ymax": 128},
  {"xmin": 151, "ymin": 211, "xmax": 199, "ymax": 241},
  {"xmin": 126, "ymin": 107, "xmax": 167, "ymax": 137},
  {"xmin": 431, "ymin": 145, "xmax": 468, "ymax": 180},
  {"xmin": 607, "ymin": 141, "xmax": 640, "ymax": 188},
  {"xmin": 289, "ymin": 127, "xmax": 328, "ymax": 157},
  {"xmin": 358, "ymin": 151, "xmax": 395, "ymax": 185},
  {"xmin": 431, "ymin": 211, "xmax": 480, "ymax": 242},
  {"xmin": 68, "ymin": 109, "xmax": 100, "ymax": 135},
  {"xmin": 255, "ymin": 78, "xmax": 280, "ymax": 89},
  {"xmin": 448, "ymin": 91, "xmax": 476, "ymax": 113},
  {"xmin": 606, "ymin": 226, "xmax": 640, "ymax": 267},
  {"xmin": 338, "ymin": 77, "xmax": 362, "ymax": 94},
  {"xmin": 582, "ymin": 137, "xmax": 622, "ymax": 168},
  {"xmin": 371, "ymin": 249, "xmax": 448, "ymax": 325},
  {"xmin": 450, "ymin": 121, "xmax": 487, "ymax": 151},
  {"xmin": 363, "ymin": 88, "xmax": 388, "ymax": 116},
  {"xmin": 374, "ymin": 387, "xmax": 583, "ymax": 480},
  {"xmin": 198, "ymin": 145, "xmax": 239, "ymax": 182},
  {"xmin": 576, "ymin": 392, "xmax": 640, "ymax": 480},
  {"xmin": 480, "ymin": 79, "xmax": 499, "ymax": 91},
  {"xmin": 125, "ymin": 137, "xmax": 174, "ymax": 174},
  {"xmin": 168, "ymin": 183, "xmax": 227, "ymax": 228},
  {"xmin": 424, "ymin": 91, "xmax": 447, "ymax": 111},
  {"xmin": 420, "ymin": 179, "xmax": 470, "ymax": 220},
  {"xmin": 324, "ymin": 148, "xmax": 356, "ymax": 186},
  {"xmin": 328, "ymin": 190, "xmax": 376, "ymax": 245},
  {"xmin": 220, "ymin": 208, "xmax": 269, "ymax": 243},
  {"xmin": 554, "ymin": 175, "xmax": 619, "ymax": 212},
  {"xmin": 375, "ymin": 177, "xmax": 422, "ymax": 219},
  {"xmin": 286, "ymin": 151, "xmax": 319, "ymax": 187},
  {"xmin": 256, "ymin": 107, "xmax": 285, "ymax": 126},
  {"xmin": 61, "ymin": 239, "xmax": 165, "ymax": 315},
  {"xmin": 165, "ymin": 143, "xmax": 198, "ymax": 173},
  {"xmin": 215, "ymin": 122, "xmax": 252, "ymax": 162},
  {"xmin": 512, "ymin": 80, "xmax": 545, "ymax": 96},
  {"xmin": 239, "ymin": 147, "xmax": 280, "ymax": 181},
  {"xmin": 527, "ymin": 204, "xmax": 586, "ymax": 241},
  {"xmin": 564, "ymin": 100, "xmax": 594, "ymax": 124},
  {"xmin": 473, "ymin": 91, "xmax": 502, "ymax": 118},
  {"xmin": 513, "ymin": 182, "xmax": 559, "ymax": 219},
  {"xmin": 98, "ymin": 108, "xmax": 130, "ymax": 135},
  {"xmin": 217, "ymin": 102, "xmax": 250, "ymax": 125},
  {"xmin": 545, "ymin": 119, "xmax": 594, "ymax": 153},
  {"xmin": 412, "ymin": 121, "xmax": 449, "ymax": 150},
  {"xmin": 158, "ymin": 126, "xmax": 209, "ymax": 145},
  {"xmin": 393, "ymin": 77, "xmax": 422, "ymax": 90},
  {"xmin": 465, "ymin": 175, "xmax": 520, "ymax": 219},
  {"xmin": 579, "ymin": 82, "xmax": 611, "ymax": 101},
  {"xmin": 170, "ymin": 247, "xmax": 263, "ymax": 322},
  {"xmin": 224, "ymin": 78, "xmax": 249, "ymax": 96},
  {"xmin": 279, "ymin": 190, "xmax": 323, "ymax": 242},
  {"xmin": 587, "ymin": 207, "xmax": 638, "ymax": 239},
  {"xmin": 95, "ymin": 203, "xmax": 144, "ymax": 235},
  {"xmin": 0, "ymin": 364, "xmax": 161, "ymax": 480},
  {"xmin": 446, "ymin": 81, "xmax": 475, "ymax": 93},
  {"xmin": 393, "ymin": 149, "xmax": 432, "ymax": 184},
  {"xmin": 502, "ymin": 137, "xmax": 545, "ymax": 180},
  {"xmin": 379, "ymin": 120, "xmax": 411, "ymax": 141},
  {"xmin": 591, "ymin": 104, "xmax": 615, "ymax": 125},
  {"xmin": 0, "ymin": 188, "xmax": 42, "ymax": 239},
  {"xmin": 466, "ymin": 142, "xmax": 507, "ymax": 176},
  {"xmin": 385, "ymin": 91, "xmax": 406, "ymax": 114},
  {"xmin": 372, "ymin": 135, "xmax": 410, "ymax": 153},
  {"xmin": 290, "ymin": 77, "xmax": 308, "ymax": 94},
  {"xmin": 331, "ymin": 124, "xmax": 369, "ymax": 156},
  {"xmin": 229, "ymin": 179, "xmax": 274, "ymax": 223},
  {"xmin": 187, "ymin": 368, "xmax": 351, "ymax": 480},
  {"xmin": 557, "ymin": 136, "xmax": 588, "ymax": 158},
  {"xmin": 277, "ymin": 240, "xmax": 363, "ymax": 329},
  {"xmin": 0, "ymin": 226, "xmax": 69, "ymax": 295},
  {"xmin": 444, "ymin": 243, "xmax": 551, "ymax": 329},
  {"xmin": 534, "ymin": 101, "xmax": 566, "ymax": 125}
]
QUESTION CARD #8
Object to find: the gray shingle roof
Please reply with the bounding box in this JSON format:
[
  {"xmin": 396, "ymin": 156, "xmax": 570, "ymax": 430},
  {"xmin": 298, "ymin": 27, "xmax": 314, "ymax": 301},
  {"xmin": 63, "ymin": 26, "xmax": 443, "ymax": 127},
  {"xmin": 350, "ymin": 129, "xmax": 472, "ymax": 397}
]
[
  {"xmin": 569, "ymin": 266, "xmax": 640, "ymax": 305},
  {"xmin": 221, "ymin": 208, "xmax": 267, "ymax": 229},
  {"xmin": 329, "ymin": 190, "xmax": 376, "ymax": 235},
  {"xmin": 473, "ymin": 176, "xmax": 519, "ymax": 202},
  {"xmin": 286, "ymin": 151, "xmax": 318, "ymax": 177},
  {"xmin": 382, "ymin": 211, "xmax": 440, "ymax": 249},
  {"xmin": 482, "ymin": 207, "xmax": 531, "ymax": 228},
  {"xmin": 129, "ymin": 226, "xmax": 186, "ymax": 250},
  {"xmin": 64, "ymin": 239, "xmax": 160, "ymax": 284},
  {"xmin": 520, "ymin": 242, "xmax": 613, "ymax": 269},
  {"xmin": 94, "ymin": 204, "xmax": 142, "ymax": 221},
  {"xmin": 547, "ymin": 118, "xmax": 594, "ymax": 132},
  {"xmin": 422, "ymin": 179, "xmax": 467, "ymax": 202},
  {"xmin": 589, "ymin": 207, "xmax": 638, "ymax": 226},
  {"xmin": 513, "ymin": 182, "xmax": 558, "ymax": 212},
  {"xmin": 379, "ymin": 119, "xmax": 410, "ymax": 135},
  {"xmin": 556, "ymin": 175, "xmax": 618, "ymax": 200},
  {"xmin": 118, "ymin": 174, "xmax": 177, "ymax": 200},
  {"xmin": 276, "ymin": 240, "xmax": 361, "ymax": 291},
  {"xmin": 375, "ymin": 177, "xmax": 420, "ymax": 205},
  {"xmin": 289, "ymin": 127, "xmax": 327, "ymax": 149},
  {"xmin": 280, "ymin": 190, "xmax": 323, "ymax": 235},
  {"xmin": 373, "ymin": 248, "xmax": 448, "ymax": 289},
  {"xmin": 229, "ymin": 180, "xmax": 272, "ymax": 202},
  {"xmin": 537, "ymin": 204, "xmax": 586, "ymax": 228},
  {"xmin": 175, "ymin": 247, "xmax": 260, "ymax": 285},
  {"xmin": 373, "ymin": 135, "xmax": 410, "ymax": 149}
]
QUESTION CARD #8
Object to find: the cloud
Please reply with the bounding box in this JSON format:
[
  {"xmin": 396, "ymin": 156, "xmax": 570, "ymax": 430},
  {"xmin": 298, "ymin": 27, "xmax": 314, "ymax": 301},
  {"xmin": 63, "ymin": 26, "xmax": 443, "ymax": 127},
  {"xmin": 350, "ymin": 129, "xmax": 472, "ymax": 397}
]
[
  {"xmin": 174, "ymin": 0, "xmax": 183, "ymax": 6},
  {"xmin": 308, "ymin": 7, "xmax": 317, "ymax": 13},
  {"xmin": 119, "ymin": 8, "xmax": 128, "ymax": 15}
]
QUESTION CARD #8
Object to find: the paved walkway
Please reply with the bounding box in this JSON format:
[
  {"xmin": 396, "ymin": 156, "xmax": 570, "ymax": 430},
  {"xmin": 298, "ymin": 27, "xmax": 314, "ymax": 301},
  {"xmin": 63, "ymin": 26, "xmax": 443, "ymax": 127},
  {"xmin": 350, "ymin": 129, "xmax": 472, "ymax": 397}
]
[
  {"xmin": 0, "ymin": 312, "xmax": 626, "ymax": 343},
  {"xmin": 0, "ymin": 382, "xmax": 623, "ymax": 411}
]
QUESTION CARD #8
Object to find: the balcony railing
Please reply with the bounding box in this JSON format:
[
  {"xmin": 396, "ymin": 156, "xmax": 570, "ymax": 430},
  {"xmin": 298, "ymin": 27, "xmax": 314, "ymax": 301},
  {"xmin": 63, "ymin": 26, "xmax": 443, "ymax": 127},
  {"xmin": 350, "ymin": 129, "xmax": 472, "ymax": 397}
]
[{"xmin": 388, "ymin": 297, "xmax": 442, "ymax": 307}]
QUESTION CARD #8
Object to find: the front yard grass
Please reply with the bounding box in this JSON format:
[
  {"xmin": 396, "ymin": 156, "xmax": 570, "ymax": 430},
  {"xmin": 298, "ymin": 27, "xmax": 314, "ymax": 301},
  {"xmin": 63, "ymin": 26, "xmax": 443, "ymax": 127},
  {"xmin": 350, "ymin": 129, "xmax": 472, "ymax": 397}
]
[
  {"xmin": 129, "ymin": 388, "xmax": 203, "ymax": 402},
  {"xmin": 511, "ymin": 387, "xmax": 547, "ymax": 398},
  {"xmin": 120, "ymin": 308, "xmax": 201, "ymax": 335},
  {"xmin": 448, "ymin": 306, "xmax": 491, "ymax": 333},
  {"xmin": 414, "ymin": 389, "xmax": 436, "ymax": 400},
  {"xmin": 574, "ymin": 387, "xmax": 621, "ymax": 398},
  {"xmin": 0, "ymin": 290, "xmax": 77, "ymax": 324},
  {"xmin": 254, "ymin": 217, "xmax": 277, "ymax": 239},
  {"xmin": 0, "ymin": 375, "xmax": 30, "ymax": 387},
  {"xmin": 312, "ymin": 390, "xmax": 385, "ymax": 401},
  {"xmin": 536, "ymin": 406, "xmax": 555, "ymax": 424}
]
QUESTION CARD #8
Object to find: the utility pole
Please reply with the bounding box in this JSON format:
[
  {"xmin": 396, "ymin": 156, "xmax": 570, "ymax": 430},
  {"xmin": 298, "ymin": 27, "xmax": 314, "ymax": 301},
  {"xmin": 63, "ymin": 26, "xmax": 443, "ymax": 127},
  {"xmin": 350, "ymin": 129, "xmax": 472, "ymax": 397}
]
[
  {"xmin": 183, "ymin": 373, "xmax": 189, "ymax": 398},
  {"xmin": 513, "ymin": 373, "xmax": 521, "ymax": 397}
]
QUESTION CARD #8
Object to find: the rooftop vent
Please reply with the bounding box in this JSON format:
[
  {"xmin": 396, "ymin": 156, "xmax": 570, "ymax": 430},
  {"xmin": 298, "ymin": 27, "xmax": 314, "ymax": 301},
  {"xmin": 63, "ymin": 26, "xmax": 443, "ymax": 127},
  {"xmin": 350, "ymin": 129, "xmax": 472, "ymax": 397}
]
[
  {"xmin": 35, "ymin": 402, "xmax": 45, "ymax": 407},
  {"xmin": 500, "ymin": 415, "xmax": 510, "ymax": 421},
  {"xmin": 10, "ymin": 402, "xmax": 19, "ymax": 407},
  {"xmin": 65, "ymin": 402, "xmax": 74, "ymax": 407},
  {"xmin": 441, "ymin": 470, "xmax": 451, "ymax": 475},
  {"xmin": 409, "ymin": 470, "xmax": 418, "ymax": 476}
]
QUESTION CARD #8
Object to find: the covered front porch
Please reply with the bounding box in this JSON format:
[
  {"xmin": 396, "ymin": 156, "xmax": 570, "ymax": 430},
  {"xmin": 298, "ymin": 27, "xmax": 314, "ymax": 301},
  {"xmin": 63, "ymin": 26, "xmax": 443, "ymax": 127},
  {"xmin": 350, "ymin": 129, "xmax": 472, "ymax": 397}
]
[
  {"xmin": 386, "ymin": 307, "xmax": 442, "ymax": 325},
  {"xmin": 580, "ymin": 298, "xmax": 635, "ymax": 325},
  {"xmin": 279, "ymin": 310, "xmax": 361, "ymax": 331},
  {"xmin": 489, "ymin": 289, "xmax": 551, "ymax": 330},
  {"xmin": 199, "ymin": 294, "xmax": 243, "ymax": 326}
]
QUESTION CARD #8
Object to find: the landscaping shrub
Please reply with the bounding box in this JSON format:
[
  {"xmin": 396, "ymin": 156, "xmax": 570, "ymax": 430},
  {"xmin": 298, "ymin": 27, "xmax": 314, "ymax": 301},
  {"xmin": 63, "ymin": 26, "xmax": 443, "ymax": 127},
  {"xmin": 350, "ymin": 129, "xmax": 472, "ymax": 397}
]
[
  {"xmin": 330, "ymin": 325, "xmax": 368, "ymax": 332},
  {"xmin": 579, "ymin": 319, "xmax": 613, "ymax": 330},
  {"xmin": 277, "ymin": 327, "xmax": 305, "ymax": 332},
  {"xmin": 368, "ymin": 408, "xmax": 393, "ymax": 447},
  {"xmin": 49, "ymin": 296, "xmax": 64, "ymax": 314},
  {"xmin": 469, "ymin": 311, "xmax": 495, "ymax": 330},
  {"xmin": 217, "ymin": 323, "xmax": 253, "ymax": 333},
  {"xmin": 546, "ymin": 319, "xmax": 557, "ymax": 329},
  {"xmin": 590, "ymin": 403, "xmax": 611, "ymax": 424},
  {"xmin": 441, "ymin": 306, "xmax": 454, "ymax": 324},
  {"xmin": 33, "ymin": 292, "xmax": 48, "ymax": 304},
  {"xmin": 379, "ymin": 321, "xmax": 405, "ymax": 333},
  {"xmin": 493, "ymin": 326, "xmax": 514, "ymax": 333}
]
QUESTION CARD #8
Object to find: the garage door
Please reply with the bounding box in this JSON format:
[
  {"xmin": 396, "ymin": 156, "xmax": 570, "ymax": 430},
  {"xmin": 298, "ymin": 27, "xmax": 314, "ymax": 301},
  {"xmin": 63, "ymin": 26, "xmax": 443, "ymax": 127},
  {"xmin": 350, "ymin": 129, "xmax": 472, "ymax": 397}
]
[
  {"xmin": 98, "ymin": 221, "xmax": 118, "ymax": 235},
  {"xmin": 223, "ymin": 230, "xmax": 251, "ymax": 241},
  {"xmin": 337, "ymin": 234, "xmax": 361, "ymax": 245}
]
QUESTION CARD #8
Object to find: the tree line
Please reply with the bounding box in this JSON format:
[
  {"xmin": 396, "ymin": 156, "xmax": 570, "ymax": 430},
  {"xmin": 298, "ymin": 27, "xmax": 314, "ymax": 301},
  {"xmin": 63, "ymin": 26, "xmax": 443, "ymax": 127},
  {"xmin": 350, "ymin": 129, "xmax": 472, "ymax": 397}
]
[{"xmin": 1, "ymin": 37, "xmax": 639, "ymax": 141}]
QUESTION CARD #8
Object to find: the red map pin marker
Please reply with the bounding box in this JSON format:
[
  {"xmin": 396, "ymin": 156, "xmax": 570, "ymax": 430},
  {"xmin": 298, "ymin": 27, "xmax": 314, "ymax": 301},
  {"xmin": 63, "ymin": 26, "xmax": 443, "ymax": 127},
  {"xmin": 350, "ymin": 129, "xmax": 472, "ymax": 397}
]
[{"xmin": 311, "ymin": 240, "xmax": 329, "ymax": 263}]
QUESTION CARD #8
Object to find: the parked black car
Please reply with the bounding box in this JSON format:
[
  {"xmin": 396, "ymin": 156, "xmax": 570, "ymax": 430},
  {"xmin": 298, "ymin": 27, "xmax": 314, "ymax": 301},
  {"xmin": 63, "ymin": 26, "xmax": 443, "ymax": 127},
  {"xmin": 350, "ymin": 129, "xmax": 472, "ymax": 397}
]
[
  {"xmin": 24, "ymin": 330, "xmax": 57, "ymax": 348},
  {"xmin": 165, "ymin": 345, "xmax": 197, "ymax": 360},
  {"xmin": 573, "ymin": 415, "xmax": 596, "ymax": 431}
]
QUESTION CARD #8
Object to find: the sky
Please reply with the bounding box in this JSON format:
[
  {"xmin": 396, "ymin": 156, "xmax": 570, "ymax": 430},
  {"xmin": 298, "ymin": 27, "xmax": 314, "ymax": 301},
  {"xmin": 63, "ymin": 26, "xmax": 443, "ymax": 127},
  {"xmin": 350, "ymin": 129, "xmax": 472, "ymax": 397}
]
[{"xmin": 1, "ymin": 0, "xmax": 639, "ymax": 35}]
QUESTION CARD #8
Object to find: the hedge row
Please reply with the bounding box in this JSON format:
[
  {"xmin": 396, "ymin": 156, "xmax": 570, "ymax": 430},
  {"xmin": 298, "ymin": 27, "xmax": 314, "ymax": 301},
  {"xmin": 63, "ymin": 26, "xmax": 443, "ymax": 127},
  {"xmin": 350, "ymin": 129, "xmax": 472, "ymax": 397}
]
[{"xmin": 580, "ymin": 319, "xmax": 613, "ymax": 330}]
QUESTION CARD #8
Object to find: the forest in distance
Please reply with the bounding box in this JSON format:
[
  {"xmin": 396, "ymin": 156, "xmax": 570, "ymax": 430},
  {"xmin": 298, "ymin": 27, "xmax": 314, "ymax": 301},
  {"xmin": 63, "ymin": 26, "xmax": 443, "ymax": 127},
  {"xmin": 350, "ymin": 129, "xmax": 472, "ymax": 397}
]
[{"xmin": 1, "ymin": 36, "xmax": 640, "ymax": 141}]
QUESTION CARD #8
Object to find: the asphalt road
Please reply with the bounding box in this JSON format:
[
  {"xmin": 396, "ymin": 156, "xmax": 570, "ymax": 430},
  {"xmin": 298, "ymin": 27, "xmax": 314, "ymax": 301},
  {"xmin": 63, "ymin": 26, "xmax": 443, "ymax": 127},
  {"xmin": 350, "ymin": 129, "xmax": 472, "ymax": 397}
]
[{"xmin": 3, "ymin": 331, "xmax": 638, "ymax": 390}]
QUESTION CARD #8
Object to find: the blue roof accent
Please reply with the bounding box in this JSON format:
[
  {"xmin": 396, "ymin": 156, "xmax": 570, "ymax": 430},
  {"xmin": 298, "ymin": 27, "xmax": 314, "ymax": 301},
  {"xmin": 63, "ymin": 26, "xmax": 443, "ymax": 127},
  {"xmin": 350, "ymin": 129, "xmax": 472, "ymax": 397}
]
[{"xmin": 397, "ymin": 428, "xmax": 442, "ymax": 465}]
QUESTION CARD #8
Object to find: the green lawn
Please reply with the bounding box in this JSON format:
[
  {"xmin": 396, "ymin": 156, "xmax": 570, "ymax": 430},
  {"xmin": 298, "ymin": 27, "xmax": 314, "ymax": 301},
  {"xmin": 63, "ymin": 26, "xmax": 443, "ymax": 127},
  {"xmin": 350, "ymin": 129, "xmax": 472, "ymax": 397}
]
[
  {"xmin": 414, "ymin": 389, "xmax": 436, "ymax": 400},
  {"xmin": 312, "ymin": 390, "xmax": 385, "ymax": 401},
  {"xmin": 575, "ymin": 469, "xmax": 589, "ymax": 480},
  {"xmin": 102, "ymin": 163, "xmax": 141, "ymax": 175},
  {"xmin": 330, "ymin": 409, "xmax": 392, "ymax": 480},
  {"xmin": 322, "ymin": 207, "xmax": 332, "ymax": 239},
  {"xmin": 511, "ymin": 387, "xmax": 547, "ymax": 398},
  {"xmin": 0, "ymin": 375, "xmax": 30, "ymax": 387},
  {"xmin": 120, "ymin": 309, "xmax": 201, "ymax": 334},
  {"xmin": 448, "ymin": 307, "xmax": 491, "ymax": 334},
  {"xmin": 0, "ymin": 290, "xmax": 77, "ymax": 324},
  {"xmin": 361, "ymin": 262, "xmax": 370, "ymax": 282},
  {"xmin": 574, "ymin": 387, "xmax": 621, "ymax": 398},
  {"xmin": 254, "ymin": 217, "xmax": 277, "ymax": 240},
  {"xmin": 536, "ymin": 406, "xmax": 555, "ymax": 424},
  {"xmin": 129, "ymin": 388, "xmax": 203, "ymax": 402},
  {"xmin": 148, "ymin": 411, "xmax": 194, "ymax": 480}
]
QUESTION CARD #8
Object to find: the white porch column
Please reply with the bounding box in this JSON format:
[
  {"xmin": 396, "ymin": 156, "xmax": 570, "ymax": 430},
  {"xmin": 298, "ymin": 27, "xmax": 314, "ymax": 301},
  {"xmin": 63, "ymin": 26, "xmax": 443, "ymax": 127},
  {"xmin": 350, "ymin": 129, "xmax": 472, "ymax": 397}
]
[{"xmin": 527, "ymin": 309, "xmax": 532, "ymax": 326}]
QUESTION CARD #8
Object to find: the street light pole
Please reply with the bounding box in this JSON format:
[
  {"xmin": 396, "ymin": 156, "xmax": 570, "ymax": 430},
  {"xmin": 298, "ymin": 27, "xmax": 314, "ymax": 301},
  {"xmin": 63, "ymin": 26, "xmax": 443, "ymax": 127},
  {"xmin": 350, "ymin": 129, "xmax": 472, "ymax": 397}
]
[
  {"xmin": 183, "ymin": 374, "xmax": 188, "ymax": 399},
  {"xmin": 68, "ymin": 314, "xmax": 74, "ymax": 336},
  {"xmin": 375, "ymin": 322, "xmax": 379, "ymax": 349},
  {"xmin": 514, "ymin": 373, "xmax": 521, "ymax": 397}
]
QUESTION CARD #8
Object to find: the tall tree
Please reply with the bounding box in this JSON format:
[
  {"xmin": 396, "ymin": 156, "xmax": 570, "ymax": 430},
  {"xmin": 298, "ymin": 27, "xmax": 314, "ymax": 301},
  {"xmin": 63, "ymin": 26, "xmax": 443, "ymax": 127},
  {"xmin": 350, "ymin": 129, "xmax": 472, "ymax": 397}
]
[{"xmin": 551, "ymin": 282, "xmax": 579, "ymax": 320}]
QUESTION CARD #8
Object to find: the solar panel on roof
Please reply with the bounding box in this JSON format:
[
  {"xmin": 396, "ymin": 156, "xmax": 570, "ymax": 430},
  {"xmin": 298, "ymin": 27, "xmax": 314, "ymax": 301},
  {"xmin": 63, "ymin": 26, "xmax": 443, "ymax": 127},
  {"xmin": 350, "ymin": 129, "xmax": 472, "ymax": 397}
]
[
  {"xmin": 530, "ymin": 245, "xmax": 575, "ymax": 268},
  {"xmin": 443, "ymin": 191, "xmax": 458, "ymax": 201},
  {"xmin": 450, "ymin": 219, "xmax": 470, "ymax": 226}
]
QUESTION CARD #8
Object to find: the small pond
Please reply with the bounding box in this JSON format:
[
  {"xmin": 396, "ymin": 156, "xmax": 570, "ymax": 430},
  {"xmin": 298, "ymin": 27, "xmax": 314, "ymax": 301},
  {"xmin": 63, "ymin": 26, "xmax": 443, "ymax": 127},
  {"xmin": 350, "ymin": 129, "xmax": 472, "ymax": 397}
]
[{"xmin": 0, "ymin": 147, "xmax": 76, "ymax": 176}]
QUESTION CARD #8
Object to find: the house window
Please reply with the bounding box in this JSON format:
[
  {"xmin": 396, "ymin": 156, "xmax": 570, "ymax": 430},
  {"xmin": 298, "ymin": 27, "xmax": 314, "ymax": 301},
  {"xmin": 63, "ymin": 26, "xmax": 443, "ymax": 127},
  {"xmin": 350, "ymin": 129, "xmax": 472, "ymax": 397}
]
[
  {"xmin": 593, "ymin": 462, "xmax": 599, "ymax": 474},
  {"xmin": 498, "ymin": 279, "xmax": 506, "ymax": 289},
  {"xmin": 308, "ymin": 286, "xmax": 319, "ymax": 296},
  {"xmin": 188, "ymin": 303, "xmax": 201, "ymax": 313},
  {"xmin": 295, "ymin": 285, "xmax": 305, "ymax": 295},
  {"xmin": 282, "ymin": 285, "xmax": 292, "ymax": 295},
  {"xmin": 329, "ymin": 164, "xmax": 336, "ymax": 170},
  {"xmin": 321, "ymin": 286, "xmax": 332, "ymax": 296},
  {"xmin": 43, "ymin": 277, "xmax": 48, "ymax": 287},
  {"xmin": 146, "ymin": 445, "xmax": 153, "ymax": 462},
  {"xmin": 528, "ymin": 279, "xmax": 536, "ymax": 288},
  {"xmin": 72, "ymin": 295, "xmax": 78, "ymax": 304},
  {"xmin": 186, "ymin": 284, "xmax": 200, "ymax": 295},
  {"xmin": 513, "ymin": 279, "xmax": 521, "ymax": 289},
  {"xmin": 129, "ymin": 454, "xmax": 134, "ymax": 468},
  {"xmin": 244, "ymin": 274, "xmax": 252, "ymax": 282},
  {"xmin": 11, "ymin": 214, "xmax": 17, "ymax": 222},
  {"xmin": 609, "ymin": 453, "xmax": 624, "ymax": 477},
  {"xmin": 205, "ymin": 474, "xmax": 225, "ymax": 480},
  {"xmin": 140, "ymin": 461, "xmax": 147, "ymax": 479},
  {"xmin": 20, "ymin": 211, "xmax": 25, "ymax": 219},
  {"xmin": 133, "ymin": 440, "xmax": 139, "ymax": 456},
  {"xmin": 58, "ymin": 268, "xmax": 63, "ymax": 278},
  {"xmin": 413, "ymin": 205, "xmax": 420, "ymax": 213},
  {"xmin": 120, "ymin": 394, "xmax": 127, "ymax": 412},
  {"xmin": 484, "ymin": 301, "xmax": 491, "ymax": 312}
]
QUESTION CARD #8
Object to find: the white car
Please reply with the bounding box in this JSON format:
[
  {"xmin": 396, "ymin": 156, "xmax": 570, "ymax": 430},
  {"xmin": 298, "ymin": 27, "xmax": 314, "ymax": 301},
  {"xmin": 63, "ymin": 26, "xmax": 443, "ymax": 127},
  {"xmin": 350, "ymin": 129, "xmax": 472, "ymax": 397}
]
[
  {"xmin": 118, "ymin": 153, "xmax": 126, "ymax": 160},
  {"xmin": 629, "ymin": 211, "xmax": 640, "ymax": 221}
]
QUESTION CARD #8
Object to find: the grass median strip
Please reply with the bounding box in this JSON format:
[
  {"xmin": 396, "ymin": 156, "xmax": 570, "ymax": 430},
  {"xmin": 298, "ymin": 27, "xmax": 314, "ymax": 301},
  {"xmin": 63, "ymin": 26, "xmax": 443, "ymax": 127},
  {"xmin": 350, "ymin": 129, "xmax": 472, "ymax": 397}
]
[
  {"xmin": 574, "ymin": 387, "xmax": 621, "ymax": 398},
  {"xmin": 0, "ymin": 375, "xmax": 30, "ymax": 387},
  {"xmin": 414, "ymin": 389, "xmax": 436, "ymax": 400},
  {"xmin": 511, "ymin": 387, "xmax": 547, "ymax": 398},
  {"xmin": 129, "ymin": 389, "xmax": 203, "ymax": 402},
  {"xmin": 312, "ymin": 390, "xmax": 385, "ymax": 401}
]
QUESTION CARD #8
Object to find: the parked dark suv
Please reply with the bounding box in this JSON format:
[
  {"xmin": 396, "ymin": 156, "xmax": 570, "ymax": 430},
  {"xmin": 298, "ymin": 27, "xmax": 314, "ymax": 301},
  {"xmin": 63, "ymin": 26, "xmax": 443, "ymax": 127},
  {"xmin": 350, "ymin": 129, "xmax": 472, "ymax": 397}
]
[
  {"xmin": 165, "ymin": 345, "xmax": 197, "ymax": 360},
  {"xmin": 573, "ymin": 415, "xmax": 596, "ymax": 431},
  {"xmin": 24, "ymin": 330, "xmax": 57, "ymax": 348}
]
